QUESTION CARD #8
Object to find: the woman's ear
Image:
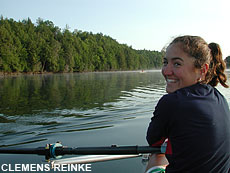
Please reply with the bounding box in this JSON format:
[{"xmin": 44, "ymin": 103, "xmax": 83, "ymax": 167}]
[{"xmin": 200, "ymin": 63, "xmax": 209, "ymax": 80}]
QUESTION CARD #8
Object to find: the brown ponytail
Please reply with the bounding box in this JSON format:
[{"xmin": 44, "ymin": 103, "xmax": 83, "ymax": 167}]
[{"xmin": 207, "ymin": 43, "xmax": 229, "ymax": 88}]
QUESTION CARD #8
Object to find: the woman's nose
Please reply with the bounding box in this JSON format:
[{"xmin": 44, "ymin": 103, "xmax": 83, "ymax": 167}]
[{"xmin": 162, "ymin": 64, "xmax": 173, "ymax": 76}]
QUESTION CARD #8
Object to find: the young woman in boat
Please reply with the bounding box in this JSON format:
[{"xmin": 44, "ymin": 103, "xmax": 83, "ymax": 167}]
[{"xmin": 146, "ymin": 35, "xmax": 230, "ymax": 173}]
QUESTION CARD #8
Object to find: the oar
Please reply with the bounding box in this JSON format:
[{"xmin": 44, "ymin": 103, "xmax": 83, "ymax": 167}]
[
  {"xmin": 0, "ymin": 142, "xmax": 163, "ymax": 161},
  {"xmin": 51, "ymin": 154, "xmax": 143, "ymax": 165}
]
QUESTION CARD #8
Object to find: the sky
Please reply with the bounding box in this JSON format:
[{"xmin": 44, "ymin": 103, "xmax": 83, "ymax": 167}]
[{"xmin": 1, "ymin": 0, "xmax": 230, "ymax": 58}]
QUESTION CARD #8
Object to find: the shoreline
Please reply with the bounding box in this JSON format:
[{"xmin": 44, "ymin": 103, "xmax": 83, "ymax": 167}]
[
  {"xmin": 0, "ymin": 69, "xmax": 162, "ymax": 77},
  {"xmin": 0, "ymin": 71, "xmax": 54, "ymax": 77},
  {"xmin": 0, "ymin": 68, "xmax": 229, "ymax": 77}
]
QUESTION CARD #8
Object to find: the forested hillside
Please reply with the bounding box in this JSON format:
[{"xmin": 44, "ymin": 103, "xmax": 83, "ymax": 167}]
[{"xmin": 0, "ymin": 16, "xmax": 164, "ymax": 73}]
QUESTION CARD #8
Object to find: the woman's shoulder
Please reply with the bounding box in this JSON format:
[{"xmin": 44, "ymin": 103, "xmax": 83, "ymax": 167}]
[
  {"xmin": 160, "ymin": 83, "xmax": 216, "ymax": 103},
  {"xmin": 175, "ymin": 83, "xmax": 214, "ymax": 97},
  {"xmin": 158, "ymin": 92, "xmax": 179, "ymax": 106}
]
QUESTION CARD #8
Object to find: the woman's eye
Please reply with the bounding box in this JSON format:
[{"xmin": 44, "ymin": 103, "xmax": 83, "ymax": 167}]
[
  {"xmin": 174, "ymin": 62, "xmax": 181, "ymax": 67},
  {"xmin": 163, "ymin": 61, "xmax": 168, "ymax": 66}
]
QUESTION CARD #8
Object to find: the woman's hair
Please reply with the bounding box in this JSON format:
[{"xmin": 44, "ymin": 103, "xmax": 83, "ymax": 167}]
[{"xmin": 169, "ymin": 35, "xmax": 229, "ymax": 88}]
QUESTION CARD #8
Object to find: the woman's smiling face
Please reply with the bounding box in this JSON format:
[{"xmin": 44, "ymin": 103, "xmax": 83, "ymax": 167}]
[{"xmin": 162, "ymin": 43, "xmax": 201, "ymax": 93}]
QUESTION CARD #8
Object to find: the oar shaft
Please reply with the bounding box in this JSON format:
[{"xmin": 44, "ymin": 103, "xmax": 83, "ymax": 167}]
[{"xmin": 55, "ymin": 146, "xmax": 161, "ymax": 155}]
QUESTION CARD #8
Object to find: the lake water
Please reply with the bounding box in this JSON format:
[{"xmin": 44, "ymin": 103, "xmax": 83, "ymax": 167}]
[{"xmin": 0, "ymin": 70, "xmax": 230, "ymax": 173}]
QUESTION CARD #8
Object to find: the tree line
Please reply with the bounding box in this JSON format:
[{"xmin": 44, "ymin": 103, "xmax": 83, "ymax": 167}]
[
  {"xmin": 225, "ymin": 56, "xmax": 230, "ymax": 68},
  {"xmin": 0, "ymin": 16, "xmax": 164, "ymax": 73}
]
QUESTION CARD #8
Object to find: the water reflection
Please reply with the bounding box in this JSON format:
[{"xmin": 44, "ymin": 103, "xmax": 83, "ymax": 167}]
[
  {"xmin": 0, "ymin": 71, "xmax": 164, "ymax": 115},
  {"xmin": 0, "ymin": 71, "xmax": 165, "ymax": 146}
]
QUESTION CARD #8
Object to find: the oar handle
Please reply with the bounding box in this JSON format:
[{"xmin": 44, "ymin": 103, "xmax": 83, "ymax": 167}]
[
  {"xmin": 0, "ymin": 144, "xmax": 57, "ymax": 160},
  {"xmin": 0, "ymin": 147, "xmax": 45, "ymax": 155}
]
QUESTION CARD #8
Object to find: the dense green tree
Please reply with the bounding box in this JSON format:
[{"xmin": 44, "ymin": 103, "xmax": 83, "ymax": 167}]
[
  {"xmin": 225, "ymin": 56, "xmax": 230, "ymax": 68},
  {"xmin": 0, "ymin": 17, "xmax": 164, "ymax": 73}
]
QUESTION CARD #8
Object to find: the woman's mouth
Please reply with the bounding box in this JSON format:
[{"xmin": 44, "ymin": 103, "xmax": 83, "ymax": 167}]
[{"xmin": 166, "ymin": 79, "xmax": 177, "ymax": 83}]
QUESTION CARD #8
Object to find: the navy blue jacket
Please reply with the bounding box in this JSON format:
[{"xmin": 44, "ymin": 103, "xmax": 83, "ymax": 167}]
[{"xmin": 147, "ymin": 83, "xmax": 230, "ymax": 172}]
